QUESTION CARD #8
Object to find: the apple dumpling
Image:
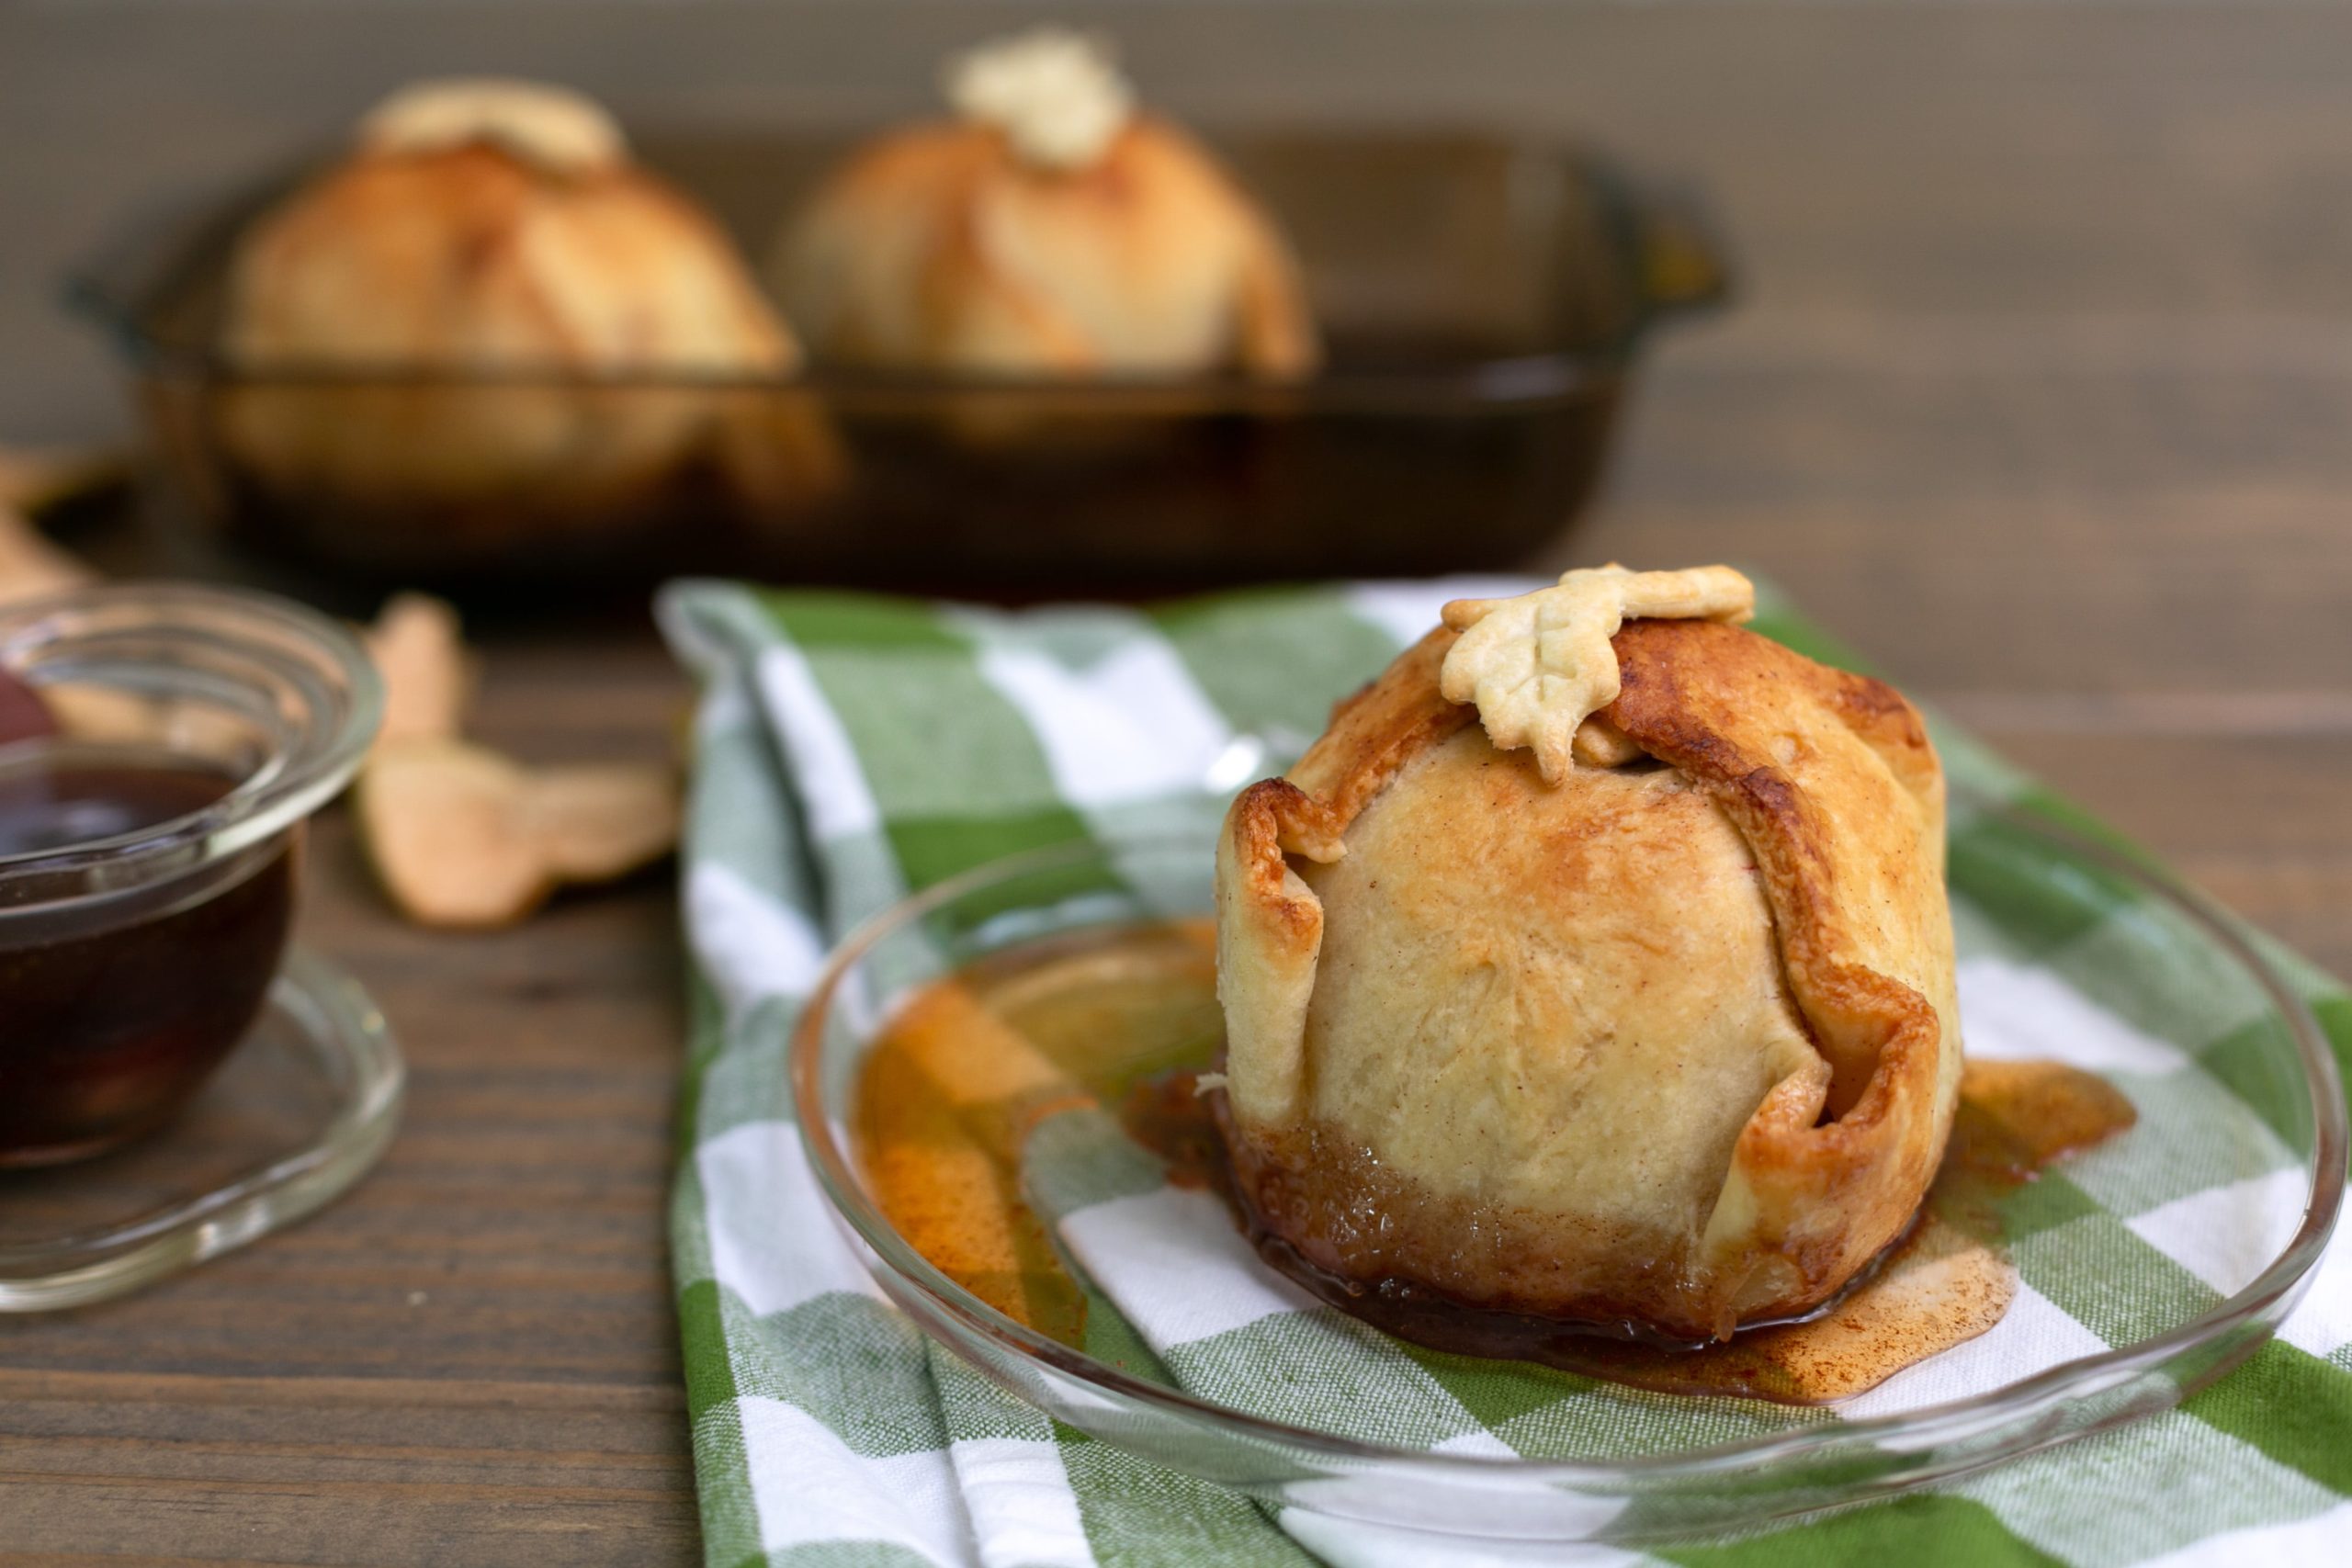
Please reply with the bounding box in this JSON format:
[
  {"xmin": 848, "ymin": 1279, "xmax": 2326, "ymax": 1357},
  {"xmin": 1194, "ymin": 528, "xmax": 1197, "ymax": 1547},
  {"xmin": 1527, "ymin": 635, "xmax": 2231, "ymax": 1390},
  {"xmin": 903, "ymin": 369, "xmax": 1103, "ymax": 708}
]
[
  {"xmin": 773, "ymin": 29, "xmax": 1318, "ymax": 380},
  {"xmin": 1213, "ymin": 567, "xmax": 1962, "ymax": 1345},
  {"xmin": 219, "ymin": 78, "xmax": 834, "ymax": 533}
]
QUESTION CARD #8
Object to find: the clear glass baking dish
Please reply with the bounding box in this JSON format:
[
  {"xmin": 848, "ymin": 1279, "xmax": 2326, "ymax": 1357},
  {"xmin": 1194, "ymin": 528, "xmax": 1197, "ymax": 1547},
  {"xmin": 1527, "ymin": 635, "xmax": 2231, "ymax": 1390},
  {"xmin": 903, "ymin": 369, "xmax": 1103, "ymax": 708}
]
[
  {"xmin": 69, "ymin": 130, "xmax": 1728, "ymax": 596},
  {"xmin": 786, "ymin": 807, "xmax": 2345, "ymax": 1544}
]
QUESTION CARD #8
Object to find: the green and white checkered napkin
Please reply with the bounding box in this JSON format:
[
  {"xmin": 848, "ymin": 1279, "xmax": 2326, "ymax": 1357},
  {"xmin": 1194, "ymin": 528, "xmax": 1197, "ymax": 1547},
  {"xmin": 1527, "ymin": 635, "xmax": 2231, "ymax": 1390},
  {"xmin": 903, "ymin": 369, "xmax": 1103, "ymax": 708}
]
[{"xmin": 658, "ymin": 577, "xmax": 2352, "ymax": 1568}]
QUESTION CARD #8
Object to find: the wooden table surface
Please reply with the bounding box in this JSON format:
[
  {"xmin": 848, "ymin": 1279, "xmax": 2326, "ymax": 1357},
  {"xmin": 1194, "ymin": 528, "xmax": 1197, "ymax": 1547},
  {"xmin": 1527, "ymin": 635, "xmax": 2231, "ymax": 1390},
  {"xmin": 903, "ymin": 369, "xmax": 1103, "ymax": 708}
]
[{"xmin": 4, "ymin": 4, "xmax": 2351, "ymax": 1562}]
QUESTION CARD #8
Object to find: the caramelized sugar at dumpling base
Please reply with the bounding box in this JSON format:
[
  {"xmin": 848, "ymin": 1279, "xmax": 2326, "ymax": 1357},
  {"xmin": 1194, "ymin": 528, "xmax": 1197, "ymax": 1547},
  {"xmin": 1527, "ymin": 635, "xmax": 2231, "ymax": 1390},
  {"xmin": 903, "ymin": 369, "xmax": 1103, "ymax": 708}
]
[{"xmin": 1227, "ymin": 730, "xmax": 1823, "ymax": 1335}]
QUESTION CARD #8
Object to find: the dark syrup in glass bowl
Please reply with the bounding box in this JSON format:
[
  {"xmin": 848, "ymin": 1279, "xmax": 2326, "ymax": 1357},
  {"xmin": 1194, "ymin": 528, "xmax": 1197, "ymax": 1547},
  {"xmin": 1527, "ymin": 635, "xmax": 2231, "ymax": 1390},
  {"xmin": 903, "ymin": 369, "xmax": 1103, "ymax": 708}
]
[{"xmin": 0, "ymin": 739, "xmax": 295, "ymax": 1167}]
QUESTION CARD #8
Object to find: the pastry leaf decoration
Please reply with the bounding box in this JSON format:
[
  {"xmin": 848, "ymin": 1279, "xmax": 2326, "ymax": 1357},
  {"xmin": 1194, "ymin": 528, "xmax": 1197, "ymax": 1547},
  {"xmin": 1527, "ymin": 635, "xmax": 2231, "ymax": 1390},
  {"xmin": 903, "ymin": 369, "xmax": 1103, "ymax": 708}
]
[
  {"xmin": 358, "ymin": 79, "xmax": 628, "ymax": 172},
  {"xmin": 946, "ymin": 28, "xmax": 1135, "ymax": 170},
  {"xmin": 1439, "ymin": 564, "xmax": 1755, "ymax": 783}
]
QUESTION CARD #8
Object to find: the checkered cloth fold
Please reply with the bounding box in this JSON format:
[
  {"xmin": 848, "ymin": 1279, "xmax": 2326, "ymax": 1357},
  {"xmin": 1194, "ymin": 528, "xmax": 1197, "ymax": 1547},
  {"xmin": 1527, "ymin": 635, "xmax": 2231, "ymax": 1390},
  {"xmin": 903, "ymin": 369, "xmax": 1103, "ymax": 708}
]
[{"xmin": 659, "ymin": 578, "xmax": 2352, "ymax": 1568}]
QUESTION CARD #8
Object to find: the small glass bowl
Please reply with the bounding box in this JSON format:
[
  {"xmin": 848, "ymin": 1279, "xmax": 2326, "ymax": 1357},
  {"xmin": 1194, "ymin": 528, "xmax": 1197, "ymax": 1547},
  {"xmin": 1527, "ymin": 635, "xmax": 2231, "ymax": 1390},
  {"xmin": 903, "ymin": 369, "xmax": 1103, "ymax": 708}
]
[
  {"xmin": 0, "ymin": 583, "xmax": 381, "ymax": 1166},
  {"xmin": 788, "ymin": 802, "xmax": 2345, "ymax": 1544}
]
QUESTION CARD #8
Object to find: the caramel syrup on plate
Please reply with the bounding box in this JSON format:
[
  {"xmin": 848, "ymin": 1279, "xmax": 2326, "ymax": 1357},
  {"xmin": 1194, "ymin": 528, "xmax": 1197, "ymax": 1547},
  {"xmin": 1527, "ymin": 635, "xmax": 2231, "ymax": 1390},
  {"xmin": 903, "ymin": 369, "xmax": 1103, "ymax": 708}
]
[
  {"xmin": 853, "ymin": 922, "xmax": 2134, "ymax": 1404},
  {"xmin": 0, "ymin": 741, "xmax": 296, "ymax": 1166}
]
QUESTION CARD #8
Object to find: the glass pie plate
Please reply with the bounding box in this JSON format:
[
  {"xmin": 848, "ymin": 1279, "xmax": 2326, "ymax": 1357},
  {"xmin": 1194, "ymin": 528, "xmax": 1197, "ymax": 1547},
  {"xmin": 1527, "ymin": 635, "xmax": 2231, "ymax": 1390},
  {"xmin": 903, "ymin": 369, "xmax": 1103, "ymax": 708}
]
[{"xmin": 787, "ymin": 794, "xmax": 2346, "ymax": 1544}]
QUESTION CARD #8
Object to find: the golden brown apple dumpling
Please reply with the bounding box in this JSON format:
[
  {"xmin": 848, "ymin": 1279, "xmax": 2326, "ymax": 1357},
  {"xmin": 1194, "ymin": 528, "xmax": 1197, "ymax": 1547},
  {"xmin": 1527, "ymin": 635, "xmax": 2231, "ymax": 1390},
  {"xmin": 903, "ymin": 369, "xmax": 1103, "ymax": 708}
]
[
  {"xmin": 1213, "ymin": 567, "xmax": 1962, "ymax": 1346},
  {"xmin": 773, "ymin": 29, "xmax": 1318, "ymax": 380},
  {"xmin": 219, "ymin": 78, "xmax": 834, "ymax": 531}
]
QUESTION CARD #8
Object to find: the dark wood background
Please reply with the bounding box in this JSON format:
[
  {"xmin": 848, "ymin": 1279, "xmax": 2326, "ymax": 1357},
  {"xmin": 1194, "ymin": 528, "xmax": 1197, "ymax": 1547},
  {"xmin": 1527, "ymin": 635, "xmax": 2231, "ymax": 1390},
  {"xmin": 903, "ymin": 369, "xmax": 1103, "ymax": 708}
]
[{"xmin": 4, "ymin": 3, "xmax": 2350, "ymax": 1562}]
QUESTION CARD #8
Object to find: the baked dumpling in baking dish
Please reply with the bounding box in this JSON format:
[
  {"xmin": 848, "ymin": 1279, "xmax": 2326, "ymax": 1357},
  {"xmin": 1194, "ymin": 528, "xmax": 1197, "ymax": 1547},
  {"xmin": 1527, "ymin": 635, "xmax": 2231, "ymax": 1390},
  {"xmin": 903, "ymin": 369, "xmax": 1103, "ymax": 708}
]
[
  {"xmin": 774, "ymin": 29, "xmax": 1318, "ymax": 380},
  {"xmin": 220, "ymin": 78, "xmax": 832, "ymax": 524}
]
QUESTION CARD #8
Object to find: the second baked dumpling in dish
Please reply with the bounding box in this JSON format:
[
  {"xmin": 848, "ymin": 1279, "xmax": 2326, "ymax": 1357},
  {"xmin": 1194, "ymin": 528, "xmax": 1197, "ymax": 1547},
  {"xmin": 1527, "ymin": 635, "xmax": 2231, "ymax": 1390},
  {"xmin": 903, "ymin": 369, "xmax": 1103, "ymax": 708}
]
[
  {"xmin": 1214, "ymin": 567, "xmax": 1962, "ymax": 1347},
  {"xmin": 774, "ymin": 28, "xmax": 1318, "ymax": 378},
  {"xmin": 220, "ymin": 78, "xmax": 836, "ymax": 533}
]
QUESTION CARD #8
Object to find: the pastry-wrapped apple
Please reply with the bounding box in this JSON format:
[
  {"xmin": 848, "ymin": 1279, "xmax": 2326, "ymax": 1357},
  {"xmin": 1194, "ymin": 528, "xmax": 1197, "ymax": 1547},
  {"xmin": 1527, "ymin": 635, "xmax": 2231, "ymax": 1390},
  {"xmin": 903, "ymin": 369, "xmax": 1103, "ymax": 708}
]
[
  {"xmin": 1214, "ymin": 567, "xmax": 1961, "ymax": 1346},
  {"xmin": 219, "ymin": 79, "xmax": 835, "ymax": 536},
  {"xmin": 774, "ymin": 30, "xmax": 1317, "ymax": 379}
]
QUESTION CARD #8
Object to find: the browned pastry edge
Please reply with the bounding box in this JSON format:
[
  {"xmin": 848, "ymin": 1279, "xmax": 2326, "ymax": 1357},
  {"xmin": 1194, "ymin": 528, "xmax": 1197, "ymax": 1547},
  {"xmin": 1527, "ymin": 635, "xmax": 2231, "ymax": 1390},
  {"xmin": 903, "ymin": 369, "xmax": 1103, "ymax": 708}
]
[
  {"xmin": 1605, "ymin": 619, "xmax": 1951, "ymax": 1325},
  {"xmin": 1217, "ymin": 617, "xmax": 1954, "ymax": 1339}
]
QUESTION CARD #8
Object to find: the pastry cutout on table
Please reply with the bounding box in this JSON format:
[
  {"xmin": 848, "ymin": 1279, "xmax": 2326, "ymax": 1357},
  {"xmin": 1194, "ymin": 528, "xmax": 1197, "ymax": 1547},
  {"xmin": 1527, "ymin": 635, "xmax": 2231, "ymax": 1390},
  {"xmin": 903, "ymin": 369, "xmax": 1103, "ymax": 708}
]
[
  {"xmin": 0, "ymin": 508, "xmax": 90, "ymax": 608},
  {"xmin": 364, "ymin": 592, "xmax": 474, "ymax": 750},
  {"xmin": 358, "ymin": 739, "xmax": 678, "ymax": 930},
  {"xmin": 0, "ymin": 445, "xmax": 130, "ymax": 520},
  {"xmin": 354, "ymin": 593, "xmax": 680, "ymax": 930},
  {"xmin": 0, "ymin": 446, "xmax": 107, "ymax": 609}
]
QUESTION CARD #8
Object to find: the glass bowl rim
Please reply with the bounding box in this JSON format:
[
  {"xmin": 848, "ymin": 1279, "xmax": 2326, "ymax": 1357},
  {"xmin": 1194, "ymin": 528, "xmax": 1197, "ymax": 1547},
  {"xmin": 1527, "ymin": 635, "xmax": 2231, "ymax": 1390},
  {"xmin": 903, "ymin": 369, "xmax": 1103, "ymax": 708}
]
[
  {"xmin": 0, "ymin": 581, "xmax": 383, "ymax": 886},
  {"xmin": 788, "ymin": 793, "xmax": 2347, "ymax": 1480}
]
